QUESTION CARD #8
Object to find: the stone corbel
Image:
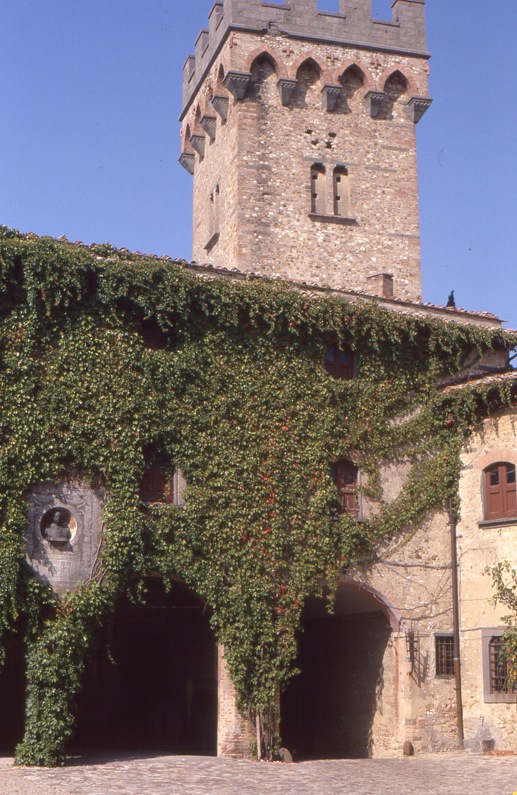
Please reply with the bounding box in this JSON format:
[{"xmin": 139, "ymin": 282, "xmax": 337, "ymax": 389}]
[
  {"xmin": 211, "ymin": 95, "xmax": 229, "ymax": 121},
  {"xmin": 223, "ymin": 70, "xmax": 252, "ymax": 100},
  {"xmin": 277, "ymin": 79, "xmax": 297, "ymax": 106},
  {"xmin": 189, "ymin": 134, "xmax": 206, "ymax": 159},
  {"xmin": 200, "ymin": 114, "xmax": 217, "ymax": 141},
  {"xmin": 407, "ymin": 96, "xmax": 433, "ymax": 124},
  {"xmin": 179, "ymin": 152, "xmax": 196, "ymax": 175},
  {"xmin": 322, "ymin": 85, "xmax": 342, "ymax": 112},
  {"xmin": 364, "ymin": 90, "xmax": 386, "ymax": 118}
]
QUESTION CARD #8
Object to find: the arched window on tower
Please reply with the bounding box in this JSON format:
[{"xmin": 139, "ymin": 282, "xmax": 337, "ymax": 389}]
[
  {"xmin": 310, "ymin": 164, "xmax": 326, "ymax": 215},
  {"xmin": 333, "ymin": 166, "xmax": 349, "ymax": 217},
  {"xmin": 483, "ymin": 462, "xmax": 517, "ymax": 521}
]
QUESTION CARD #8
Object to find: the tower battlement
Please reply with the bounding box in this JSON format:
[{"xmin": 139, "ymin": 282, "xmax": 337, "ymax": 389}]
[{"xmin": 182, "ymin": 0, "xmax": 427, "ymax": 117}]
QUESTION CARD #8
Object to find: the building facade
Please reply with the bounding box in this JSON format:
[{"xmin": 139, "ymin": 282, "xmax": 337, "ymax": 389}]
[{"xmin": 178, "ymin": 0, "xmax": 517, "ymax": 760}]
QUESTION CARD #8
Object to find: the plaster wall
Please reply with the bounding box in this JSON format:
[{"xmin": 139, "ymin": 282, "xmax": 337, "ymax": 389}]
[{"xmin": 457, "ymin": 410, "xmax": 517, "ymax": 751}]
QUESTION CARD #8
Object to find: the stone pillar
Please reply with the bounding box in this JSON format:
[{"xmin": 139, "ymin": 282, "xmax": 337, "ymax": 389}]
[{"xmin": 217, "ymin": 646, "xmax": 254, "ymax": 758}]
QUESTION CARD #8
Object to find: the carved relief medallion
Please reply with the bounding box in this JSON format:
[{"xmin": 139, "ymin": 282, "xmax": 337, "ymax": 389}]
[{"xmin": 26, "ymin": 482, "xmax": 104, "ymax": 596}]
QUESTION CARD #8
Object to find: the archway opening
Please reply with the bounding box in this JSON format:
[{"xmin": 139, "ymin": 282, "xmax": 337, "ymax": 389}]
[
  {"xmin": 0, "ymin": 629, "xmax": 26, "ymax": 753},
  {"xmin": 72, "ymin": 578, "xmax": 217, "ymax": 755},
  {"xmin": 280, "ymin": 580, "xmax": 395, "ymax": 759}
]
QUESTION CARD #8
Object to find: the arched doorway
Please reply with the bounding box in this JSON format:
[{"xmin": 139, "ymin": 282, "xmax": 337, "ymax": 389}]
[
  {"xmin": 0, "ymin": 630, "xmax": 26, "ymax": 753},
  {"xmin": 73, "ymin": 578, "xmax": 217, "ymax": 755},
  {"xmin": 281, "ymin": 579, "xmax": 399, "ymax": 759}
]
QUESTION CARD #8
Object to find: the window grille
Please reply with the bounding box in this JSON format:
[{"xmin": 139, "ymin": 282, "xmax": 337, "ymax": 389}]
[
  {"xmin": 435, "ymin": 635, "xmax": 454, "ymax": 676},
  {"xmin": 489, "ymin": 636, "xmax": 517, "ymax": 694}
]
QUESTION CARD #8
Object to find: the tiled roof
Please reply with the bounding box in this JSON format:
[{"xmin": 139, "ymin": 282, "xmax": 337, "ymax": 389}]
[
  {"xmin": 10, "ymin": 230, "xmax": 511, "ymax": 331},
  {"xmin": 441, "ymin": 370, "xmax": 517, "ymax": 394}
]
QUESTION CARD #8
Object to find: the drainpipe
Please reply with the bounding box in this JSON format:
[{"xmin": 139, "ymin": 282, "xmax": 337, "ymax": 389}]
[{"xmin": 448, "ymin": 498, "xmax": 464, "ymax": 747}]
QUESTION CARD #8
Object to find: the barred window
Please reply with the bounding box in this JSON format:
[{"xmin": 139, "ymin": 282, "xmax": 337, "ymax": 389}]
[
  {"xmin": 435, "ymin": 635, "xmax": 454, "ymax": 676},
  {"xmin": 489, "ymin": 636, "xmax": 517, "ymax": 694}
]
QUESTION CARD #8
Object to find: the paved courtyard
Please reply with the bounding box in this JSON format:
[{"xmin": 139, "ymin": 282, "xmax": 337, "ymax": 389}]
[{"xmin": 1, "ymin": 752, "xmax": 517, "ymax": 795}]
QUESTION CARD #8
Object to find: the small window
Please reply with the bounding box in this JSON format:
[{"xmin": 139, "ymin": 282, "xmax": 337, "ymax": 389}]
[
  {"xmin": 489, "ymin": 636, "xmax": 517, "ymax": 694},
  {"xmin": 435, "ymin": 635, "xmax": 454, "ymax": 677},
  {"xmin": 324, "ymin": 345, "xmax": 355, "ymax": 379},
  {"xmin": 140, "ymin": 448, "xmax": 175, "ymax": 504},
  {"xmin": 331, "ymin": 460, "xmax": 359, "ymax": 518},
  {"xmin": 310, "ymin": 164, "xmax": 326, "ymax": 215},
  {"xmin": 206, "ymin": 183, "xmax": 220, "ymax": 251},
  {"xmin": 484, "ymin": 462, "xmax": 517, "ymax": 521}
]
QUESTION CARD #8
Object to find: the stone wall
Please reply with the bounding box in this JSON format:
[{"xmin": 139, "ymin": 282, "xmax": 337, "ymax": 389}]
[{"xmin": 182, "ymin": 30, "xmax": 429, "ymax": 299}]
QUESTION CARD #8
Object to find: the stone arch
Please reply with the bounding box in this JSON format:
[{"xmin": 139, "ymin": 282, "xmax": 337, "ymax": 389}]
[
  {"xmin": 333, "ymin": 63, "xmax": 372, "ymax": 114},
  {"xmin": 290, "ymin": 53, "xmax": 332, "ymax": 86},
  {"xmin": 244, "ymin": 46, "xmax": 288, "ymax": 80},
  {"xmin": 216, "ymin": 61, "xmax": 227, "ymax": 90},
  {"xmin": 376, "ymin": 68, "xmax": 413, "ymax": 121},
  {"xmin": 379, "ymin": 66, "xmax": 419, "ymax": 98},
  {"xmin": 335, "ymin": 60, "xmax": 375, "ymax": 92},
  {"xmin": 292, "ymin": 57, "xmax": 325, "ymax": 109},
  {"xmin": 183, "ymin": 122, "xmax": 193, "ymax": 150},
  {"xmin": 247, "ymin": 51, "xmax": 281, "ymax": 103},
  {"xmin": 72, "ymin": 577, "xmax": 218, "ymax": 755},
  {"xmin": 194, "ymin": 104, "xmax": 203, "ymax": 128},
  {"xmin": 340, "ymin": 576, "xmax": 405, "ymax": 631},
  {"xmin": 280, "ymin": 576, "xmax": 402, "ymax": 759}
]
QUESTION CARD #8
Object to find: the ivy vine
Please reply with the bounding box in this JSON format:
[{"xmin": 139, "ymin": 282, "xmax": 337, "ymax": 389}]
[{"xmin": 0, "ymin": 226, "xmax": 515, "ymax": 765}]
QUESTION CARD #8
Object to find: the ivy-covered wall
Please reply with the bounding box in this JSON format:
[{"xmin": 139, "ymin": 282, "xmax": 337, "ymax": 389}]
[{"xmin": 0, "ymin": 227, "xmax": 515, "ymax": 765}]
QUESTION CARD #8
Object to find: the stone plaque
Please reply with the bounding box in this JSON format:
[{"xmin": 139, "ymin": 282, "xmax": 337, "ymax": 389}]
[{"xmin": 26, "ymin": 482, "xmax": 104, "ymax": 596}]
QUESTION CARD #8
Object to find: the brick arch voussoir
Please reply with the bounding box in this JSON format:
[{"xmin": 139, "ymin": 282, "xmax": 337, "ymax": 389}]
[
  {"xmin": 378, "ymin": 65, "xmax": 419, "ymax": 97},
  {"xmin": 474, "ymin": 448, "xmax": 517, "ymax": 473},
  {"xmin": 244, "ymin": 47, "xmax": 288, "ymax": 80},
  {"xmin": 290, "ymin": 53, "xmax": 332, "ymax": 86},
  {"xmin": 334, "ymin": 59, "xmax": 376, "ymax": 91},
  {"xmin": 340, "ymin": 576, "xmax": 405, "ymax": 632},
  {"xmin": 215, "ymin": 58, "xmax": 229, "ymax": 90}
]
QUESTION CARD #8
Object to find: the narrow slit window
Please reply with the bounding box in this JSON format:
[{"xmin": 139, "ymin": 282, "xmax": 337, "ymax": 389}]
[
  {"xmin": 333, "ymin": 165, "xmax": 349, "ymax": 216},
  {"xmin": 311, "ymin": 164, "xmax": 326, "ymax": 215}
]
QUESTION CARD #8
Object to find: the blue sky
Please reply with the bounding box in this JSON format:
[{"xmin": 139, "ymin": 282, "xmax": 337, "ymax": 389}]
[{"xmin": 2, "ymin": 1, "xmax": 516, "ymax": 327}]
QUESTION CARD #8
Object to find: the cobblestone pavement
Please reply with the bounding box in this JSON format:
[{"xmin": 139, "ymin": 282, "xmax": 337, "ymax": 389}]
[{"xmin": 1, "ymin": 752, "xmax": 517, "ymax": 795}]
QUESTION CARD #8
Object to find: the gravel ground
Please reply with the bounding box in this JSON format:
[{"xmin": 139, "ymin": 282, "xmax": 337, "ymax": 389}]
[{"xmin": 1, "ymin": 752, "xmax": 517, "ymax": 795}]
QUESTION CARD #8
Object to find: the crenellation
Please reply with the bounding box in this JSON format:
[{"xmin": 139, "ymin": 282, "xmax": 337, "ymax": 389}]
[{"xmin": 181, "ymin": 0, "xmax": 428, "ymax": 119}]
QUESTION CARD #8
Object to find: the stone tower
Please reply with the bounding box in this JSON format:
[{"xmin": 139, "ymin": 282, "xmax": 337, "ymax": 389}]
[{"xmin": 179, "ymin": 0, "xmax": 431, "ymax": 301}]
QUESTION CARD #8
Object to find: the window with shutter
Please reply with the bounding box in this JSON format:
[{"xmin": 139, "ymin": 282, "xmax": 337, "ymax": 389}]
[
  {"xmin": 331, "ymin": 460, "xmax": 359, "ymax": 518},
  {"xmin": 484, "ymin": 463, "xmax": 517, "ymax": 520}
]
